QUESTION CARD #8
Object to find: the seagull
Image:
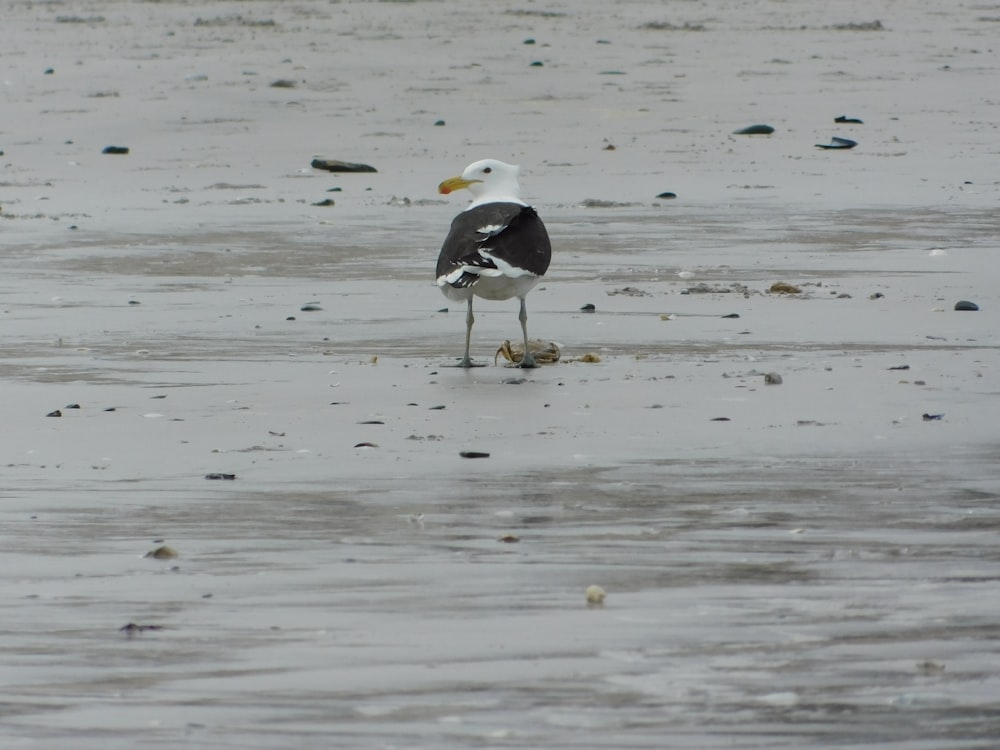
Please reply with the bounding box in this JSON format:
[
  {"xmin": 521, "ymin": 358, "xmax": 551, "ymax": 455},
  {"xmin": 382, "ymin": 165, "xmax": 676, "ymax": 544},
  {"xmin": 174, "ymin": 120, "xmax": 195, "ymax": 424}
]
[{"xmin": 436, "ymin": 159, "xmax": 552, "ymax": 367}]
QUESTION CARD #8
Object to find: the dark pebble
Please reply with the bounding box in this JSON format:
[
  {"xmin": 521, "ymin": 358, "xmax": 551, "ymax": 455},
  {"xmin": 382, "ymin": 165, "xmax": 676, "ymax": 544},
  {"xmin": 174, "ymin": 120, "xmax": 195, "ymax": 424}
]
[
  {"xmin": 311, "ymin": 198, "xmax": 335, "ymax": 207},
  {"xmin": 310, "ymin": 158, "xmax": 377, "ymax": 173},
  {"xmin": 46, "ymin": 409, "xmax": 62, "ymax": 418},
  {"xmin": 300, "ymin": 302, "xmax": 322, "ymax": 311},
  {"xmin": 128, "ymin": 299, "xmax": 141, "ymax": 305},
  {"xmin": 359, "ymin": 420, "xmax": 384, "ymax": 425},
  {"xmin": 922, "ymin": 413, "xmax": 944, "ymax": 421},
  {"xmin": 710, "ymin": 417, "xmax": 731, "ymax": 421},
  {"xmin": 524, "ymin": 38, "xmax": 535, "ymax": 44},
  {"xmin": 205, "ymin": 473, "xmax": 236, "ymax": 480},
  {"xmin": 530, "ymin": 61, "xmax": 544, "ymax": 67},
  {"xmin": 102, "ymin": 145, "xmax": 129, "ymax": 155},
  {"xmin": 888, "ymin": 364, "xmax": 910, "ymax": 371},
  {"xmin": 104, "ymin": 407, "xmax": 116, "ymax": 412},
  {"xmin": 734, "ymin": 124, "xmax": 774, "ymax": 135},
  {"xmin": 502, "ymin": 377, "xmax": 527, "ymax": 385},
  {"xmin": 835, "ymin": 115, "xmax": 864, "ymax": 124},
  {"xmin": 44, "ymin": 67, "xmax": 55, "ymax": 74},
  {"xmin": 656, "ymin": 191, "xmax": 677, "ymax": 199},
  {"xmin": 954, "ymin": 300, "xmax": 979, "ymax": 311},
  {"xmin": 460, "ymin": 451, "xmax": 491, "ymax": 459},
  {"xmin": 354, "ymin": 442, "xmax": 378, "ymax": 448},
  {"xmin": 270, "ymin": 79, "xmax": 297, "ymax": 88},
  {"xmin": 434, "ymin": 119, "xmax": 446, "ymax": 126},
  {"xmin": 65, "ymin": 403, "xmax": 81, "ymax": 409},
  {"xmin": 580, "ymin": 303, "xmax": 596, "ymax": 312},
  {"xmin": 120, "ymin": 622, "xmax": 164, "ymax": 634},
  {"xmin": 286, "ymin": 316, "xmax": 296, "ymax": 321},
  {"xmin": 429, "ymin": 405, "xmax": 446, "ymax": 410},
  {"xmin": 721, "ymin": 313, "xmax": 740, "ymax": 319},
  {"xmin": 815, "ymin": 137, "xmax": 858, "ymax": 150}
]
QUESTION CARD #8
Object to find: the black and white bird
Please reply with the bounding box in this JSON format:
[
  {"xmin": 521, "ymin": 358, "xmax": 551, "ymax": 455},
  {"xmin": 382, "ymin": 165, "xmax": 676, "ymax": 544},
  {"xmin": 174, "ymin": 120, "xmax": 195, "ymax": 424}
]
[{"xmin": 436, "ymin": 159, "xmax": 552, "ymax": 368}]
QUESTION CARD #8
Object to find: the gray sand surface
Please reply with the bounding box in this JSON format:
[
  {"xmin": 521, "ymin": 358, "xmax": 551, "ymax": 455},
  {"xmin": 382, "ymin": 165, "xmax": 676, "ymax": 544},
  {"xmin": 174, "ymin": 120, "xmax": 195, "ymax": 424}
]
[{"xmin": 2, "ymin": 1, "xmax": 999, "ymax": 747}]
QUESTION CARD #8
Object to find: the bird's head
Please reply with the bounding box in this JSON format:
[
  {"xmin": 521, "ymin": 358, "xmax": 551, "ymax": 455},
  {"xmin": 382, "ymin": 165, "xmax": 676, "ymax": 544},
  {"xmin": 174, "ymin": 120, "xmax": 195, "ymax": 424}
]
[{"xmin": 438, "ymin": 159, "xmax": 521, "ymax": 204}]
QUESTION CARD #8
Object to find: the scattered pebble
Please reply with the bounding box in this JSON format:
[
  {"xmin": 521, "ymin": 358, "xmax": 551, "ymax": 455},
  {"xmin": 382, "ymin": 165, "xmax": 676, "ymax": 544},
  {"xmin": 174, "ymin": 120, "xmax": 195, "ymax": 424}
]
[
  {"xmin": 65, "ymin": 403, "xmax": 81, "ymax": 409},
  {"xmin": 710, "ymin": 417, "xmax": 731, "ymax": 422},
  {"xmin": 460, "ymin": 451, "xmax": 491, "ymax": 459},
  {"xmin": 354, "ymin": 442, "xmax": 378, "ymax": 448},
  {"xmin": 270, "ymin": 78, "xmax": 297, "ymax": 88},
  {"xmin": 580, "ymin": 303, "xmax": 596, "ymax": 312},
  {"xmin": 889, "ymin": 365, "xmax": 910, "ymax": 371},
  {"xmin": 764, "ymin": 372, "xmax": 783, "ymax": 385},
  {"xmin": 46, "ymin": 409, "xmax": 62, "ymax": 417},
  {"xmin": 815, "ymin": 137, "xmax": 858, "ymax": 150},
  {"xmin": 300, "ymin": 302, "xmax": 322, "ymax": 311},
  {"xmin": 145, "ymin": 545, "xmax": 178, "ymax": 560},
  {"xmin": 768, "ymin": 282, "xmax": 801, "ymax": 294},
  {"xmin": 734, "ymin": 124, "xmax": 775, "ymax": 135},
  {"xmin": 434, "ymin": 119, "xmax": 445, "ymax": 126},
  {"xmin": 205, "ymin": 472, "xmax": 236, "ymax": 480},
  {"xmin": 102, "ymin": 145, "xmax": 129, "ymax": 154},
  {"xmin": 922, "ymin": 413, "xmax": 944, "ymax": 421},
  {"xmin": 585, "ymin": 584, "xmax": 607, "ymax": 606},
  {"xmin": 498, "ymin": 534, "xmax": 520, "ymax": 543},
  {"xmin": 120, "ymin": 622, "xmax": 164, "ymax": 635},
  {"xmin": 656, "ymin": 191, "xmax": 677, "ymax": 199},
  {"xmin": 310, "ymin": 158, "xmax": 377, "ymax": 173},
  {"xmin": 721, "ymin": 312, "xmax": 740, "ymax": 319},
  {"xmin": 954, "ymin": 300, "xmax": 979, "ymax": 311},
  {"xmin": 835, "ymin": 115, "xmax": 864, "ymax": 124},
  {"xmin": 311, "ymin": 198, "xmax": 335, "ymax": 207}
]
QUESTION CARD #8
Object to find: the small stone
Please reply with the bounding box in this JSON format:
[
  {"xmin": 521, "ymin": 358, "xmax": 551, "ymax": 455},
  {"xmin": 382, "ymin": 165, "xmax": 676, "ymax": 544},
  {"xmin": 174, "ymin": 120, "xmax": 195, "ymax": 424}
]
[
  {"xmin": 102, "ymin": 145, "xmax": 129, "ymax": 155},
  {"xmin": 310, "ymin": 158, "xmax": 377, "ymax": 173},
  {"xmin": 764, "ymin": 372, "xmax": 783, "ymax": 385},
  {"xmin": 434, "ymin": 119, "xmax": 446, "ymax": 126},
  {"xmin": 768, "ymin": 281, "xmax": 801, "ymax": 294},
  {"xmin": 815, "ymin": 137, "xmax": 858, "ymax": 150},
  {"xmin": 145, "ymin": 545, "xmax": 178, "ymax": 560},
  {"xmin": 721, "ymin": 313, "xmax": 740, "ymax": 319},
  {"xmin": 922, "ymin": 413, "xmax": 944, "ymax": 421},
  {"xmin": 954, "ymin": 300, "xmax": 979, "ymax": 311},
  {"xmin": 734, "ymin": 124, "xmax": 774, "ymax": 135},
  {"xmin": 656, "ymin": 191, "xmax": 677, "ymax": 199},
  {"xmin": 498, "ymin": 534, "xmax": 520, "ymax": 543},
  {"xmin": 835, "ymin": 115, "xmax": 864, "ymax": 124},
  {"xmin": 300, "ymin": 302, "xmax": 322, "ymax": 311},
  {"xmin": 530, "ymin": 61, "xmax": 544, "ymax": 67},
  {"xmin": 460, "ymin": 451, "xmax": 491, "ymax": 459},
  {"xmin": 270, "ymin": 79, "xmax": 297, "ymax": 88},
  {"xmin": 580, "ymin": 303, "xmax": 596, "ymax": 312},
  {"xmin": 585, "ymin": 585, "xmax": 607, "ymax": 606},
  {"xmin": 311, "ymin": 198, "xmax": 335, "ymax": 207},
  {"xmin": 204, "ymin": 472, "xmax": 236, "ymax": 480},
  {"xmin": 46, "ymin": 409, "xmax": 62, "ymax": 417}
]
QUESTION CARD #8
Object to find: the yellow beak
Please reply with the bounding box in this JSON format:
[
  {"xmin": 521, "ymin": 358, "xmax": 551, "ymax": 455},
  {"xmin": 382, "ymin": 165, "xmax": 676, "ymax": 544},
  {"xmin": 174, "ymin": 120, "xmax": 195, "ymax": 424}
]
[{"xmin": 438, "ymin": 176, "xmax": 481, "ymax": 195}]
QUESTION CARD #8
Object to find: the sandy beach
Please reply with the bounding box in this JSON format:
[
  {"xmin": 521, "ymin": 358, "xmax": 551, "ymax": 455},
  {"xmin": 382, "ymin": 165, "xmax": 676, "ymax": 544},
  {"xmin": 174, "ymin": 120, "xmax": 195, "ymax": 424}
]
[{"xmin": 3, "ymin": 1, "xmax": 1000, "ymax": 748}]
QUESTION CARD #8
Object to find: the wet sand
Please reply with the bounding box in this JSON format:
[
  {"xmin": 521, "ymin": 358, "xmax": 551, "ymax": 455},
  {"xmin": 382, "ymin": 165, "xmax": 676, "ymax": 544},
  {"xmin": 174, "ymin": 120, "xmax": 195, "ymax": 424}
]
[{"xmin": 3, "ymin": 1, "xmax": 1000, "ymax": 748}]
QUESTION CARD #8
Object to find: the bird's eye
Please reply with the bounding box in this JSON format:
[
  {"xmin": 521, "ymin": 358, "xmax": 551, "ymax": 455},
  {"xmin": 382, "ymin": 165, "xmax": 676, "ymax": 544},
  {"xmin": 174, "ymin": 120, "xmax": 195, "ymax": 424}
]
[{"xmin": 482, "ymin": 167, "xmax": 492, "ymax": 174}]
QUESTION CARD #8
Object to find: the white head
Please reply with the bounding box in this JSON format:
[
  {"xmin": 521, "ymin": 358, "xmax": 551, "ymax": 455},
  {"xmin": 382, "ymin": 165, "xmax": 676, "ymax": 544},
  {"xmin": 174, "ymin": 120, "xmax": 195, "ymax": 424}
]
[{"xmin": 439, "ymin": 159, "xmax": 525, "ymax": 208}]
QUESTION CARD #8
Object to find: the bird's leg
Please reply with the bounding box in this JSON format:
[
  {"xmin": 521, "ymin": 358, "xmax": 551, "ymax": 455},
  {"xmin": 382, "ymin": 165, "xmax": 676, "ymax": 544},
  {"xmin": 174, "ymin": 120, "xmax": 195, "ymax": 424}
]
[
  {"xmin": 517, "ymin": 297, "xmax": 538, "ymax": 368},
  {"xmin": 458, "ymin": 297, "xmax": 476, "ymax": 368}
]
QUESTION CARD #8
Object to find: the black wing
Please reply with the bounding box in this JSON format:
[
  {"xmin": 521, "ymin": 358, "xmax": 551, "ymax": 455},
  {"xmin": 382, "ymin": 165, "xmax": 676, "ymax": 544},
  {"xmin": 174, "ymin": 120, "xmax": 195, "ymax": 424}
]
[{"xmin": 436, "ymin": 202, "xmax": 551, "ymax": 288}]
